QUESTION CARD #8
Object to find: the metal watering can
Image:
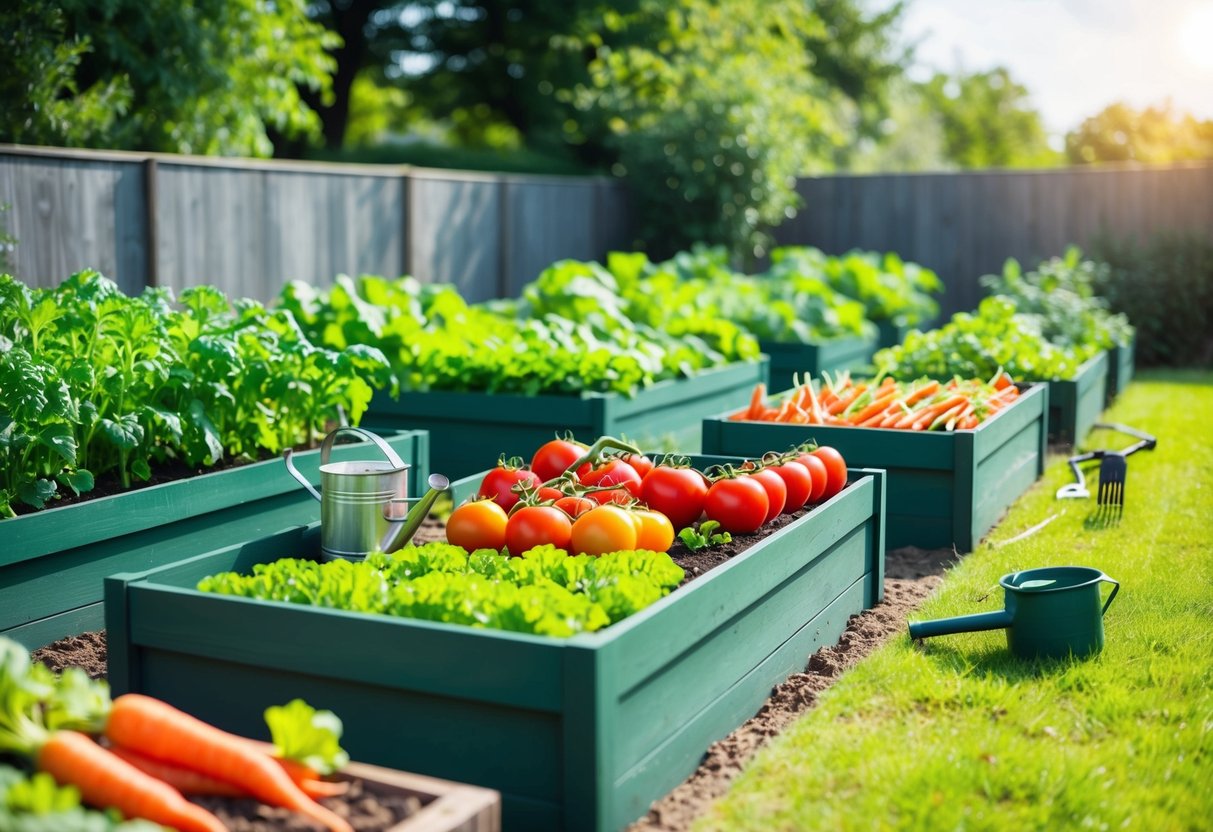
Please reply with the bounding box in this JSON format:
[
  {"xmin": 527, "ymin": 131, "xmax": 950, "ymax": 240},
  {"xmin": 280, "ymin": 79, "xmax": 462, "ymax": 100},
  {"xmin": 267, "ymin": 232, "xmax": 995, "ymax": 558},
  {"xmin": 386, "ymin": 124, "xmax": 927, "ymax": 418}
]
[
  {"xmin": 908, "ymin": 566, "xmax": 1120, "ymax": 660},
  {"xmin": 284, "ymin": 426, "xmax": 449, "ymax": 562}
]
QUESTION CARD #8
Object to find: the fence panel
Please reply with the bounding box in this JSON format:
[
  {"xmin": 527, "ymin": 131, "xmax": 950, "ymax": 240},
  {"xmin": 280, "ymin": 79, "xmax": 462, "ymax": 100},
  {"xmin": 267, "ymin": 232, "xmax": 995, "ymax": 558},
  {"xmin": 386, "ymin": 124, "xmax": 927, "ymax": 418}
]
[
  {"xmin": 0, "ymin": 153, "xmax": 146, "ymax": 294},
  {"xmin": 407, "ymin": 172, "xmax": 502, "ymax": 302},
  {"xmin": 779, "ymin": 163, "xmax": 1213, "ymax": 317}
]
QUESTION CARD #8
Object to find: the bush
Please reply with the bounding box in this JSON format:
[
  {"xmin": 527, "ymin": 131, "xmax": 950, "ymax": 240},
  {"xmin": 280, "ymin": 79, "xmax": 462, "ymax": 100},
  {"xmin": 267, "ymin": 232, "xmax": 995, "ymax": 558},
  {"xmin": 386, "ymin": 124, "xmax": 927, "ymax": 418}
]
[{"xmin": 1088, "ymin": 232, "xmax": 1213, "ymax": 367}]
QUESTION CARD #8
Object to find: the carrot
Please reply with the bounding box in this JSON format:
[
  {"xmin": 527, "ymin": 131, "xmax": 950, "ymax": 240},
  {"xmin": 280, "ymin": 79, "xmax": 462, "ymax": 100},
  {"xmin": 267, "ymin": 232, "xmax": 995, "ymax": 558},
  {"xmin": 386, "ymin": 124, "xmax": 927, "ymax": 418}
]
[
  {"xmin": 850, "ymin": 391, "xmax": 899, "ymax": 424},
  {"xmin": 38, "ymin": 731, "xmax": 226, "ymax": 832},
  {"xmin": 108, "ymin": 744, "xmax": 245, "ymax": 797},
  {"xmin": 902, "ymin": 380, "xmax": 941, "ymax": 406},
  {"xmin": 744, "ymin": 383, "xmax": 767, "ymax": 420},
  {"xmin": 105, "ymin": 694, "xmax": 353, "ymax": 832},
  {"xmin": 828, "ymin": 383, "xmax": 867, "ymax": 415}
]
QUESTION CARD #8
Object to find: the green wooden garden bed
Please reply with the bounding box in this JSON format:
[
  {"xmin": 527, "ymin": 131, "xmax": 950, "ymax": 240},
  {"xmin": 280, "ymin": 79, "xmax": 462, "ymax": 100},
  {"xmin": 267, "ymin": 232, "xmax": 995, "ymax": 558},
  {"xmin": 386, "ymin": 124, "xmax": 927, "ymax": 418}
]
[
  {"xmin": 362, "ymin": 360, "xmax": 768, "ymax": 479},
  {"xmin": 104, "ymin": 465, "xmax": 884, "ymax": 832},
  {"xmin": 759, "ymin": 335, "xmax": 876, "ymax": 394},
  {"xmin": 1, "ymin": 431, "xmax": 429, "ymax": 649},
  {"xmin": 1105, "ymin": 338, "xmax": 1135, "ymax": 405},
  {"xmin": 874, "ymin": 320, "xmax": 911, "ymax": 349},
  {"xmin": 702, "ymin": 384, "xmax": 1047, "ymax": 552},
  {"xmin": 1041, "ymin": 351, "xmax": 1108, "ymax": 445}
]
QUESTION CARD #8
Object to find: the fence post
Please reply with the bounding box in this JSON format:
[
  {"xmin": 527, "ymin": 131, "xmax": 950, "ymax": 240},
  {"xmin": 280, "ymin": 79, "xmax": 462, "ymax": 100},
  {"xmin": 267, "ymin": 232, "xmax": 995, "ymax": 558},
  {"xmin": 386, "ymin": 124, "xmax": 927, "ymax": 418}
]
[{"xmin": 142, "ymin": 157, "xmax": 158, "ymax": 290}]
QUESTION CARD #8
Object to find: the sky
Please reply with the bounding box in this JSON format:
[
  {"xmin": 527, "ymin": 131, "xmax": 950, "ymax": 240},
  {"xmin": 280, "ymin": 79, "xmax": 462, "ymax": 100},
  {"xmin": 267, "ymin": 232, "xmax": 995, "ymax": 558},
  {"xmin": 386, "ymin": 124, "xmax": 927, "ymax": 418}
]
[{"xmin": 896, "ymin": 0, "xmax": 1213, "ymax": 137}]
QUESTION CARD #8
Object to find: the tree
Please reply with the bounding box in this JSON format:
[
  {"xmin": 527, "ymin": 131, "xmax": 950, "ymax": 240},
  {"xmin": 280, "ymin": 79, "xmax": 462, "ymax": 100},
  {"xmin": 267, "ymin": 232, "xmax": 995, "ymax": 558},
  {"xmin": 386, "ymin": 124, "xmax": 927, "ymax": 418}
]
[
  {"xmin": 917, "ymin": 67, "xmax": 1060, "ymax": 169},
  {"xmin": 1066, "ymin": 102, "xmax": 1213, "ymax": 164},
  {"xmin": 0, "ymin": 0, "xmax": 338, "ymax": 157}
]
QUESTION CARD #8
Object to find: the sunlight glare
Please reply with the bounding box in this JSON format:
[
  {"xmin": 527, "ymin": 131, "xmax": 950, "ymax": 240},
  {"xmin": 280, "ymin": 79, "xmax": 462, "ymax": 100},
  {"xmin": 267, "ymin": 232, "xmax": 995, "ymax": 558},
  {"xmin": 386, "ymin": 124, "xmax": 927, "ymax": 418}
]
[{"xmin": 1179, "ymin": 4, "xmax": 1213, "ymax": 71}]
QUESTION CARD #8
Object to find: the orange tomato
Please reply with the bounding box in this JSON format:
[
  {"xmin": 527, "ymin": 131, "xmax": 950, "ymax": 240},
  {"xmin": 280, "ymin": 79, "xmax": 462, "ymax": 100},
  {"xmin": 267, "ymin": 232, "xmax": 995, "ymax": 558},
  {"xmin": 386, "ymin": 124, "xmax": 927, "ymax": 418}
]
[
  {"xmin": 632, "ymin": 509, "xmax": 675, "ymax": 553},
  {"xmin": 571, "ymin": 504, "xmax": 638, "ymax": 557},
  {"xmin": 446, "ymin": 500, "xmax": 509, "ymax": 551}
]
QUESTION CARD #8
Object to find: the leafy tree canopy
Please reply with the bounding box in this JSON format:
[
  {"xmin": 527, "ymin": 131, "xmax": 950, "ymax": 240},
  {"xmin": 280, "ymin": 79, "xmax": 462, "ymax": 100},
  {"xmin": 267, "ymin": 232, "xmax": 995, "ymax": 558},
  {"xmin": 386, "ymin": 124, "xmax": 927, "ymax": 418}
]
[
  {"xmin": 1066, "ymin": 102, "xmax": 1213, "ymax": 164},
  {"xmin": 0, "ymin": 0, "xmax": 338, "ymax": 157}
]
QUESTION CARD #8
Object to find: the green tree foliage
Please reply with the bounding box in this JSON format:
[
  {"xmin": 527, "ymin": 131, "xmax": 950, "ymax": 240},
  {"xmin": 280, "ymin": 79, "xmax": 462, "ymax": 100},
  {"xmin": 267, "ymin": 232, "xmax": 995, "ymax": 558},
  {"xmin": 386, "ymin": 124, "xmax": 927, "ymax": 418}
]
[
  {"xmin": 917, "ymin": 67, "xmax": 1061, "ymax": 169},
  {"xmin": 0, "ymin": 0, "xmax": 338, "ymax": 157},
  {"xmin": 1066, "ymin": 102, "xmax": 1213, "ymax": 164}
]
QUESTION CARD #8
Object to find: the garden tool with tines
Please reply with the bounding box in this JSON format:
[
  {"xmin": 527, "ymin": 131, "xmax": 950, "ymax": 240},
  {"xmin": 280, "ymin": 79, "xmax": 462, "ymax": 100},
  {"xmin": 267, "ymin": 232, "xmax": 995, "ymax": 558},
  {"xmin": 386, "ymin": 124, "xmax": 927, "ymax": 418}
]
[{"xmin": 1055, "ymin": 423, "xmax": 1157, "ymax": 512}]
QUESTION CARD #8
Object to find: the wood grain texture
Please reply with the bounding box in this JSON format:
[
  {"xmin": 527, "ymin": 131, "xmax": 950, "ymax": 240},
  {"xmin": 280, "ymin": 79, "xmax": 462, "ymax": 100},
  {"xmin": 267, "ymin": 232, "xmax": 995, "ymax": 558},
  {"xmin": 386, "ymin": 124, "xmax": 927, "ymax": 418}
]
[
  {"xmin": 779, "ymin": 163, "xmax": 1213, "ymax": 318},
  {"xmin": 408, "ymin": 174, "xmax": 502, "ymax": 301}
]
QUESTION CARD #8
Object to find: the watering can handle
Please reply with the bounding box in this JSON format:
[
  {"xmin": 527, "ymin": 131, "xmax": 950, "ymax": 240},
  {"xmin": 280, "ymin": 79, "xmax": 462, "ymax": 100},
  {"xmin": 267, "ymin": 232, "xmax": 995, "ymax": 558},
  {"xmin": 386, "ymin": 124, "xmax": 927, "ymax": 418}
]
[
  {"xmin": 1099, "ymin": 574, "xmax": 1120, "ymax": 616},
  {"xmin": 320, "ymin": 426, "xmax": 406, "ymax": 469}
]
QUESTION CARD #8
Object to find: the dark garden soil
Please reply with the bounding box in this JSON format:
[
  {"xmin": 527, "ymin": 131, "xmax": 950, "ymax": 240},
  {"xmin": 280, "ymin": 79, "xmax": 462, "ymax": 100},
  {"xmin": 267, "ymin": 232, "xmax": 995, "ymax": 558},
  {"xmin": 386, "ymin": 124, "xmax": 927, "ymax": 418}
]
[
  {"xmin": 189, "ymin": 777, "xmax": 427, "ymax": 831},
  {"xmin": 29, "ymin": 508, "xmax": 957, "ymax": 832}
]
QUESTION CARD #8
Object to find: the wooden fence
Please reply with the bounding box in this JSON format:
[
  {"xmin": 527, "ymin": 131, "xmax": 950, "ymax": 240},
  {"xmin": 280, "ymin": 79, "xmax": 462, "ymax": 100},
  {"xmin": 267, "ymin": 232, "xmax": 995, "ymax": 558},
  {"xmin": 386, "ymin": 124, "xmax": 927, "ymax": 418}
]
[
  {"xmin": 0, "ymin": 145, "xmax": 631, "ymax": 302},
  {"xmin": 776, "ymin": 163, "xmax": 1213, "ymax": 316},
  {"xmin": 3, "ymin": 145, "xmax": 1211, "ymax": 316}
]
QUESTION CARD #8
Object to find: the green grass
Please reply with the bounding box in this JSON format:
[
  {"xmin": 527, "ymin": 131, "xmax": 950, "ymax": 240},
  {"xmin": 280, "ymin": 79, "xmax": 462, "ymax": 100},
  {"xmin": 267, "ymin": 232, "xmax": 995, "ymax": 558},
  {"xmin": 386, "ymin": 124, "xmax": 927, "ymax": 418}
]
[{"xmin": 697, "ymin": 370, "xmax": 1213, "ymax": 832}]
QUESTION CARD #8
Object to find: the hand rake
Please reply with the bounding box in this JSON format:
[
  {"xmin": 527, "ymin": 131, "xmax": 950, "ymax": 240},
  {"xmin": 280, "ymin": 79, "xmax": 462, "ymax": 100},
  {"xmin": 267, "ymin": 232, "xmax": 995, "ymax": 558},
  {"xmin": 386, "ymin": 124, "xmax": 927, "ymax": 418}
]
[{"xmin": 1056, "ymin": 422, "xmax": 1157, "ymax": 514}]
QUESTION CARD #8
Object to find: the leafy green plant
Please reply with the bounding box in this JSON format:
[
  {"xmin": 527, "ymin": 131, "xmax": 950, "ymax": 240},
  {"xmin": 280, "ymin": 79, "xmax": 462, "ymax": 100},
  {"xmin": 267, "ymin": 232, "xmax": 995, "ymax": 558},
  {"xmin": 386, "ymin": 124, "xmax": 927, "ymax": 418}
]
[
  {"xmin": 278, "ymin": 272, "xmax": 754, "ymax": 398},
  {"xmin": 980, "ymin": 248, "xmax": 1133, "ymax": 354},
  {"xmin": 767, "ymin": 246, "xmax": 944, "ymax": 327},
  {"xmin": 873, "ymin": 295, "xmax": 1083, "ymax": 381},
  {"xmin": 0, "ymin": 271, "xmax": 392, "ymax": 517},
  {"xmin": 678, "ymin": 520, "xmax": 732, "ymax": 552},
  {"xmin": 197, "ymin": 542, "xmax": 685, "ymax": 637}
]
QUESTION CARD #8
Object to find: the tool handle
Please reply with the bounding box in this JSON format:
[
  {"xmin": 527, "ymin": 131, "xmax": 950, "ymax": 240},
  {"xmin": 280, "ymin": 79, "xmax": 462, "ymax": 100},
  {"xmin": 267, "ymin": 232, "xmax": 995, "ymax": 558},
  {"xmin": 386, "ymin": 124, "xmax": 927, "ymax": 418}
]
[
  {"xmin": 1095, "ymin": 422, "xmax": 1157, "ymax": 450},
  {"xmin": 320, "ymin": 426, "xmax": 406, "ymax": 469}
]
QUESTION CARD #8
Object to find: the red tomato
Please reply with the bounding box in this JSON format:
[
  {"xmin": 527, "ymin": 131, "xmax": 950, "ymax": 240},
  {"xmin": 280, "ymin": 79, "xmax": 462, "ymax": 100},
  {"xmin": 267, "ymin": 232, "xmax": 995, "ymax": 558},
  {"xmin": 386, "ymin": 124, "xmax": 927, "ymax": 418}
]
[
  {"xmin": 478, "ymin": 465, "xmax": 541, "ymax": 512},
  {"xmin": 793, "ymin": 453, "xmax": 828, "ymax": 503},
  {"xmin": 504, "ymin": 505, "xmax": 572, "ymax": 555},
  {"xmin": 571, "ymin": 504, "xmax": 638, "ymax": 556},
  {"xmin": 620, "ymin": 453, "xmax": 654, "ymax": 479},
  {"xmin": 704, "ymin": 477, "xmax": 768, "ymax": 534},
  {"xmin": 812, "ymin": 446, "xmax": 848, "ymax": 500},
  {"xmin": 632, "ymin": 509, "xmax": 675, "ymax": 553},
  {"xmin": 767, "ymin": 461, "xmax": 812, "ymax": 513},
  {"xmin": 446, "ymin": 500, "xmax": 509, "ymax": 551},
  {"xmin": 535, "ymin": 486, "xmax": 565, "ymax": 502},
  {"xmin": 639, "ymin": 466, "xmax": 708, "ymax": 530},
  {"xmin": 748, "ymin": 469, "xmax": 787, "ymax": 523},
  {"xmin": 553, "ymin": 495, "xmax": 595, "ymax": 518},
  {"xmin": 530, "ymin": 439, "xmax": 590, "ymax": 481},
  {"xmin": 581, "ymin": 459, "xmax": 643, "ymax": 504}
]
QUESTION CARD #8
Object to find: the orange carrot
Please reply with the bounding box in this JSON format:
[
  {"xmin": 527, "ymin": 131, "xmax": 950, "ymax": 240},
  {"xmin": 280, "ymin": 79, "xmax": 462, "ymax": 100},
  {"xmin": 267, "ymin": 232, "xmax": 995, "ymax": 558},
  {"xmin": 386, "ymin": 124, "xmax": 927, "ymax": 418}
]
[
  {"xmin": 850, "ymin": 392, "xmax": 899, "ymax": 424},
  {"xmin": 105, "ymin": 694, "xmax": 353, "ymax": 832},
  {"xmin": 108, "ymin": 744, "xmax": 245, "ymax": 797},
  {"xmin": 745, "ymin": 383, "xmax": 767, "ymax": 420},
  {"xmin": 903, "ymin": 380, "xmax": 941, "ymax": 406},
  {"xmin": 38, "ymin": 731, "xmax": 227, "ymax": 832},
  {"xmin": 828, "ymin": 383, "xmax": 867, "ymax": 415}
]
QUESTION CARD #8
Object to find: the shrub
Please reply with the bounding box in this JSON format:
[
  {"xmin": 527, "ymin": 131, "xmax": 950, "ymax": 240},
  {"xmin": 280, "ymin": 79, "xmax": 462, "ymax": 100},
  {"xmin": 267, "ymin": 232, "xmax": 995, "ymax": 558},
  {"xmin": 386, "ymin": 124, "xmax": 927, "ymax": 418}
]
[{"xmin": 1088, "ymin": 232, "xmax": 1213, "ymax": 367}]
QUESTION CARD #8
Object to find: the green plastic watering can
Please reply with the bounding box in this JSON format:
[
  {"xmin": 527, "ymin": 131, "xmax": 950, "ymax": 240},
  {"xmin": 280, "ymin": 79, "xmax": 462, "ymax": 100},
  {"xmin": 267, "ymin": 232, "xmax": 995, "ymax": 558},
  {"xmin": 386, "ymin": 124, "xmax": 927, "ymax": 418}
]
[{"xmin": 908, "ymin": 566, "xmax": 1120, "ymax": 660}]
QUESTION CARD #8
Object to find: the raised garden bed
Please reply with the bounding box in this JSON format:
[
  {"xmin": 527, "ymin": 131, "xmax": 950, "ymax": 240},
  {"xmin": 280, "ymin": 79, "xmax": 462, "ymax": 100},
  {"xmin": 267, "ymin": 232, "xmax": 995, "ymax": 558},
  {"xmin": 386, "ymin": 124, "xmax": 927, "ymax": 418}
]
[
  {"xmin": 702, "ymin": 384, "xmax": 1047, "ymax": 552},
  {"xmin": 874, "ymin": 320, "xmax": 911, "ymax": 349},
  {"xmin": 1, "ymin": 430, "xmax": 429, "ymax": 649},
  {"xmin": 1105, "ymin": 337, "xmax": 1135, "ymax": 405},
  {"xmin": 104, "ymin": 463, "xmax": 884, "ymax": 832},
  {"xmin": 759, "ymin": 335, "xmax": 876, "ymax": 394},
  {"xmin": 362, "ymin": 360, "xmax": 768, "ymax": 479},
  {"xmin": 1043, "ymin": 350, "xmax": 1108, "ymax": 445}
]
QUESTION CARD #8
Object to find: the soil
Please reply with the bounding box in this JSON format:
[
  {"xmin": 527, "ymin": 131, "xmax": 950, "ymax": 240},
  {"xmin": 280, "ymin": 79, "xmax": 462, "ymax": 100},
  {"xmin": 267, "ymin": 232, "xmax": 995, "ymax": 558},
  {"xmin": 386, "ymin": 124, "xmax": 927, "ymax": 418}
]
[
  {"xmin": 27, "ymin": 512, "xmax": 958, "ymax": 832},
  {"xmin": 190, "ymin": 777, "xmax": 427, "ymax": 831},
  {"xmin": 667, "ymin": 506, "xmax": 810, "ymax": 587}
]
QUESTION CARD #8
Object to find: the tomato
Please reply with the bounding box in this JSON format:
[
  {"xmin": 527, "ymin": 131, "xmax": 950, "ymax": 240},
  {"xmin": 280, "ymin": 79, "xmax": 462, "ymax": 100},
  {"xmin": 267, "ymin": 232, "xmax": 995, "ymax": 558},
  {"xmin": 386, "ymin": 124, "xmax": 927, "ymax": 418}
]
[
  {"xmin": 571, "ymin": 504, "xmax": 638, "ymax": 556},
  {"xmin": 632, "ymin": 509, "xmax": 675, "ymax": 553},
  {"xmin": 704, "ymin": 477, "xmax": 769, "ymax": 534},
  {"xmin": 812, "ymin": 446, "xmax": 848, "ymax": 500},
  {"xmin": 581, "ymin": 459, "xmax": 643, "ymax": 504},
  {"xmin": 639, "ymin": 466, "xmax": 708, "ymax": 530},
  {"xmin": 553, "ymin": 495, "xmax": 595, "ymax": 519},
  {"xmin": 530, "ymin": 438, "xmax": 590, "ymax": 482},
  {"xmin": 793, "ymin": 452, "xmax": 828, "ymax": 503},
  {"xmin": 620, "ymin": 453, "xmax": 654, "ymax": 479},
  {"xmin": 446, "ymin": 500, "xmax": 509, "ymax": 552},
  {"xmin": 535, "ymin": 486, "xmax": 565, "ymax": 502},
  {"xmin": 505, "ymin": 505, "xmax": 572, "ymax": 556},
  {"xmin": 767, "ymin": 461, "xmax": 812, "ymax": 513},
  {"xmin": 477, "ymin": 465, "xmax": 541, "ymax": 512},
  {"xmin": 748, "ymin": 468, "xmax": 787, "ymax": 523}
]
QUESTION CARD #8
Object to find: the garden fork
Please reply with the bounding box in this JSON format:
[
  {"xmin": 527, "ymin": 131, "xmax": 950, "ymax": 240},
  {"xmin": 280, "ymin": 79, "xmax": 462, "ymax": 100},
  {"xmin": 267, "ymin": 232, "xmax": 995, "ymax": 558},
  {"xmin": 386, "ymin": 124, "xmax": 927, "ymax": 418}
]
[{"xmin": 1057, "ymin": 422, "xmax": 1157, "ymax": 512}]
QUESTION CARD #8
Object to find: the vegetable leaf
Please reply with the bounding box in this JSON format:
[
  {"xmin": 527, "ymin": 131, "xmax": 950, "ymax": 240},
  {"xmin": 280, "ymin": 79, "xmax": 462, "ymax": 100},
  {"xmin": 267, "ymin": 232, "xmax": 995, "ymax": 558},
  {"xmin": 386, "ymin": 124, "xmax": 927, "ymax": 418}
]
[{"xmin": 264, "ymin": 699, "xmax": 349, "ymax": 776}]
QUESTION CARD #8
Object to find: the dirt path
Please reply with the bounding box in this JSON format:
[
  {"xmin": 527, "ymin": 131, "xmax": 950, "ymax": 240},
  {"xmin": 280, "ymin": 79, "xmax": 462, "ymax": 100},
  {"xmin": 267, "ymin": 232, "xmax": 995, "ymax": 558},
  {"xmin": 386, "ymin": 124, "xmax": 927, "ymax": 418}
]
[
  {"xmin": 627, "ymin": 545, "xmax": 955, "ymax": 832},
  {"xmin": 28, "ymin": 544, "xmax": 956, "ymax": 832}
]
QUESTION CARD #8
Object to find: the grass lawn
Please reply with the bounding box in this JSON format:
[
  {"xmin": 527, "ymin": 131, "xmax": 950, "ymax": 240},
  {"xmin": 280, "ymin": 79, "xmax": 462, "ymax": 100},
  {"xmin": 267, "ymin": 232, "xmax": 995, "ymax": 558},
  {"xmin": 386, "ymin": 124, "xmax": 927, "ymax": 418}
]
[{"xmin": 697, "ymin": 370, "xmax": 1213, "ymax": 831}]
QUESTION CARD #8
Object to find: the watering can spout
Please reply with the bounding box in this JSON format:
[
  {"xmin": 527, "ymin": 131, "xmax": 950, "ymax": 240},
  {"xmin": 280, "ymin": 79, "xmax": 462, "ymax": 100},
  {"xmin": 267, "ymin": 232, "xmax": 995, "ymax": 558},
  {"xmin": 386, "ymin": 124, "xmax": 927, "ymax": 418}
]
[
  {"xmin": 380, "ymin": 473, "xmax": 450, "ymax": 554},
  {"xmin": 908, "ymin": 609, "xmax": 1014, "ymax": 641}
]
